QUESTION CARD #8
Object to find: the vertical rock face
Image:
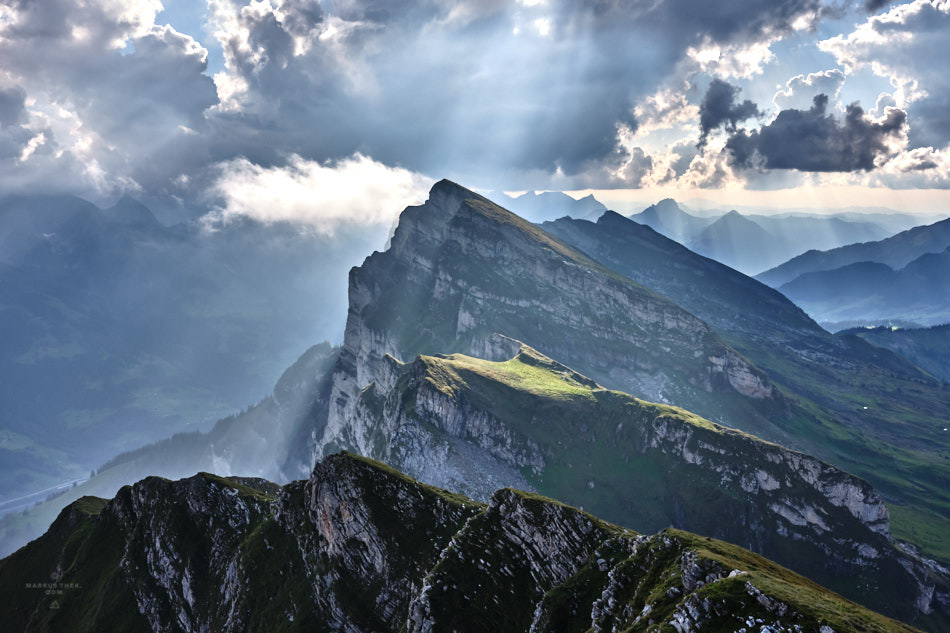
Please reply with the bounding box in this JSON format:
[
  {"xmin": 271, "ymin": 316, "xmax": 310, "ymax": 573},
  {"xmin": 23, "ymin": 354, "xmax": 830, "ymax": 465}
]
[
  {"xmin": 319, "ymin": 180, "xmax": 776, "ymax": 465},
  {"xmin": 0, "ymin": 453, "xmax": 930, "ymax": 633}
]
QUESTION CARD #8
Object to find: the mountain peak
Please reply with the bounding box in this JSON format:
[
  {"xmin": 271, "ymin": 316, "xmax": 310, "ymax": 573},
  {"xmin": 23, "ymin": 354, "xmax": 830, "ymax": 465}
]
[
  {"xmin": 639, "ymin": 198, "xmax": 687, "ymax": 218},
  {"xmin": 103, "ymin": 194, "xmax": 161, "ymax": 229},
  {"xmin": 629, "ymin": 197, "xmax": 709, "ymax": 244},
  {"xmin": 429, "ymin": 178, "xmax": 472, "ymax": 198},
  {"xmin": 598, "ymin": 209, "xmax": 628, "ymax": 225}
]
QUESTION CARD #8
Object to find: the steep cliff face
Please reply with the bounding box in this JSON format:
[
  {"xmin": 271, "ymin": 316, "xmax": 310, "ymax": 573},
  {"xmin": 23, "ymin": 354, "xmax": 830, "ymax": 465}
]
[
  {"xmin": 321, "ymin": 339, "xmax": 947, "ymax": 622},
  {"xmin": 322, "ymin": 180, "xmax": 777, "ymax": 461},
  {"xmin": 0, "ymin": 454, "xmax": 926, "ymax": 633}
]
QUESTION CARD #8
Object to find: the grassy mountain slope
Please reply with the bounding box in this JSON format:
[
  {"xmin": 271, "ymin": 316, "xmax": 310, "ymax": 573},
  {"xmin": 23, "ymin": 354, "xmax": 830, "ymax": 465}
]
[
  {"xmin": 542, "ymin": 212, "xmax": 950, "ymax": 563},
  {"xmin": 844, "ymin": 324, "xmax": 950, "ymax": 382},
  {"xmin": 327, "ymin": 180, "xmax": 790, "ymax": 468}
]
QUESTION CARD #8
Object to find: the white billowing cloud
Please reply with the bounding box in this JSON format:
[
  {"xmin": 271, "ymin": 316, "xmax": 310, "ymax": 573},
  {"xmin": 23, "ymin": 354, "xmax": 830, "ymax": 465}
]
[
  {"xmin": 634, "ymin": 84, "xmax": 700, "ymax": 135},
  {"xmin": 873, "ymin": 145, "xmax": 950, "ymax": 187},
  {"xmin": 773, "ymin": 69, "xmax": 846, "ymax": 110},
  {"xmin": 819, "ymin": 0, "xmax": 950, "ymax": 147},
  {"xmin": 687, "ymin": 38, "xmax": 777, "ymax": 79},
  {"xmin": 0, "ymin": 0, "xmax": 217, "ymax": 200},
  {"xmin": 208, "ymin": 153, "xmax": 433, "ymax": 232}
]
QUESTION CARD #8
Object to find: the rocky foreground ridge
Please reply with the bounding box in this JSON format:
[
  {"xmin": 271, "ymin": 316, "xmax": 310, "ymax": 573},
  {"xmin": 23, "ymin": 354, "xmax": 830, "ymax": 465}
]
[{"xmin": 0, "ymin": 453, "xmax": 924, "ymax": 633}]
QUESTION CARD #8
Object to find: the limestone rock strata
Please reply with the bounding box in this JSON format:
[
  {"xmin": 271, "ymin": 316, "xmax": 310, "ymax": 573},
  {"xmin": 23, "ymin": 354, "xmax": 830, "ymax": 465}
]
[{"xmin": 320, "ymin": 180, "xmax": 775, "ymax": 465}]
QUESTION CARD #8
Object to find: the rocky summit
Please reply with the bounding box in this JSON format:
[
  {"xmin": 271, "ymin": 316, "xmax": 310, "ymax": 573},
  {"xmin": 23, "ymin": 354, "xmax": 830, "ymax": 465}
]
[
  {"xmin": 0, "ymin": 454, "xmax": 924, "ymax": 633},
  {"xmin": 322, "ymin": 180, "xmax": 781, "ymax": 468}
]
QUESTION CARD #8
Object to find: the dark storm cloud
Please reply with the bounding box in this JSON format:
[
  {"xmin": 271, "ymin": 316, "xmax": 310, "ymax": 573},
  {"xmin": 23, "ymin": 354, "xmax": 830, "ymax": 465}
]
[
  {"xmin": 569, "ymin": 0, "xmax": 826, "ymax": 46},
  {"xmin": 698, "ymin": 79, "xmax": 761, "ymax": 148},
  {"xmin": 0, "ymin": 85, "xmax": 27, "ymax": 128},
  {"xmin": 726, "ymin": 94, "xmax": 906, "ymax": 172},
  {"xmin": 864, "ymin": 0, "xmax": 890, "ymax": 12}
]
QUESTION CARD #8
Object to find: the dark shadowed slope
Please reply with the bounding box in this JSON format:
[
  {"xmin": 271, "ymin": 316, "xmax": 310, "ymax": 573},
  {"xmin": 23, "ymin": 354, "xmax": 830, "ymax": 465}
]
[
  {"xmin": 844, "ymin": 324, "xmax": 950, "ymax": 382},
  {"xmin": 0, "ymin": 453, "xmax": 931, "ymax": 633}
]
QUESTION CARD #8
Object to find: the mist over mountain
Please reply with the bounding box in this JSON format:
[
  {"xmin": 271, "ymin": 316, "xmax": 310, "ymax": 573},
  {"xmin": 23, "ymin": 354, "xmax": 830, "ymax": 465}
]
[
  {"xmin": 757, "ymin": 217, "xmax": 950, "ymax": 288},
  {"xmin": 629, "ymin": 199, "xmax": 903, "ymax": 275},
  {"xmin": 0, "ymin": 194, "xmax": 377, "ymax": 510},
  {"xmin": 630, "ymin": 198, "xmax": 715, "ymax": 243},
  {"xmin": 779, "ymin": 248, "xmax": 950, "ymax": 327},
  {"xmin": 491, "ymin": 190, "xmax": 607, "ymax": 223}
]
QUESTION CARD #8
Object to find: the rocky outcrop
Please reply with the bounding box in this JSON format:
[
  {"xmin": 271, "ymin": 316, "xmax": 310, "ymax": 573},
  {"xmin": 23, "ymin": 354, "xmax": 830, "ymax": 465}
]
[
  {"xmin": 313, "ymin": 341, "xmax": 948, "ymax": 624},
  {"xmin": 319, "ymin": 180, "xmax": 778, "ymax": 468},
  {"xmin": 0, "ymin": 454, "xmax": 925, "ymax": 633}
]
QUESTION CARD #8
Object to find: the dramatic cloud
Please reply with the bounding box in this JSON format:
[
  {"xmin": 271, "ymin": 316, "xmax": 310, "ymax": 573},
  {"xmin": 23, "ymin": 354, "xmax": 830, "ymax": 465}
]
[
  {"xmin": 698, "ymin": 79, "xmax": 761, "ymax": 148},
  {"xmin": 207, "ymin": 153, "xmax": 432, "ymax": 233},
  {"xmin": 726, "ymin": 94, "xmax": 906, "ymax": 172},
  {"xmin": 0, "ymin": 0, "xmax": 853, "ymax": 203},
  {"xmin": 773, "ymin": 69, "xmax": 846, "ymax": 110},
  {"xmin": 820, "ymin": 0, "xmax": 950, "ymax": 149},
  {"xmin": 0, "ymin": 0, "xmax": 944, "ymax": 199},
  {"xmin": 0, "ymin": 0, "xmax": 218, "ymax": 199}
]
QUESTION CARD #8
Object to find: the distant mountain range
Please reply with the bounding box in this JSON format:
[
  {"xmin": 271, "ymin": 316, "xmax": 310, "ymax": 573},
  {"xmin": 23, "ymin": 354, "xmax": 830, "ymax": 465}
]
[
  {"xmin": 777, "ymin": 249, "xmax": 950, "ymax": 327},
  {"xmin": 0, "ymin": 194, "xmax": 370, "ymax": 506},
  {"xmin": 753, "ymin": 217, "xmax": 950, "ymax": 327},
  {"xmin": 757, "ymin": 217, "xmax": 950, "ymax": 288},
  {"xmin": 629, "ymin": 198, "xmax": 905, "ymax": 275},
  {"xmin": 491, "ymin": 190, "xmax": 607, "ymax": 223}
]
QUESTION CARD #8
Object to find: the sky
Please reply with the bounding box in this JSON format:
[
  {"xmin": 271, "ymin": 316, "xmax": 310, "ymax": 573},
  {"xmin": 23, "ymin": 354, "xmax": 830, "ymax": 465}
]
[{"xmin": 1, "ymin": 0, "xmax": 949, "ymax": 227}]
